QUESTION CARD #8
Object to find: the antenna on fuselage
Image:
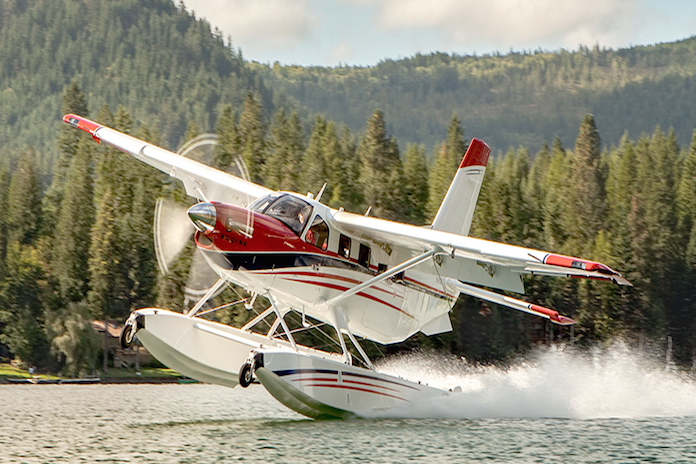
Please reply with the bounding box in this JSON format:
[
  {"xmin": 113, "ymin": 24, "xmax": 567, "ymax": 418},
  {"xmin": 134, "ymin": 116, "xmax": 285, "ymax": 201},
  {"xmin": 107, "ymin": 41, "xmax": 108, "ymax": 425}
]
[
  {"xmin": 315, "ymin": 183, "xmax": 327, "ymax": 203},
  {"xmin": 364, "ymin": 206, "xmax": 372, "ymax": 217}
]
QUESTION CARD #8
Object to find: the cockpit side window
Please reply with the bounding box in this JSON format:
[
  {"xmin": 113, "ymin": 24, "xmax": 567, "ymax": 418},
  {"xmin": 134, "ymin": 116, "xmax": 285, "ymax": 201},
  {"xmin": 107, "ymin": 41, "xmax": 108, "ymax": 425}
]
[
  {"xmin": 264, "ymin": 195, "xmax": 313, "ymax": 236},
  {"xmin": 305, "ymin": 215, "xmax": 329, "ymax": 250}
]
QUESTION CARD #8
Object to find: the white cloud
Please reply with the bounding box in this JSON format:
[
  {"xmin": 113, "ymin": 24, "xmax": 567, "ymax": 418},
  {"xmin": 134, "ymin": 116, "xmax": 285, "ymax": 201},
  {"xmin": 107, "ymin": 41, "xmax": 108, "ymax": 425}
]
[
  {"xmin": 181, "ymin": 0, "xmax": 316, "ymax": 51},
  {"xmin": 327, "ymin": 40, "xmax": 357, "ymax": 64},
  {"xmin": 370, "ymin": 0, "xmax": 642, "ymax": 51}
]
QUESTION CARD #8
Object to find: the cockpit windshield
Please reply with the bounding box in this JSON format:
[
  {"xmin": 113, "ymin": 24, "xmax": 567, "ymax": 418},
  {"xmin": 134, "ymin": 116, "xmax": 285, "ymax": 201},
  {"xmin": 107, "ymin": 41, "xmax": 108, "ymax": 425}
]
[
  {"xmin": 256, "ymin": 194, "xmax": 313, "ymax": 236},
  {"xmin": 249, "ymin": 193, "xmax": 281, "ymax": 214}
]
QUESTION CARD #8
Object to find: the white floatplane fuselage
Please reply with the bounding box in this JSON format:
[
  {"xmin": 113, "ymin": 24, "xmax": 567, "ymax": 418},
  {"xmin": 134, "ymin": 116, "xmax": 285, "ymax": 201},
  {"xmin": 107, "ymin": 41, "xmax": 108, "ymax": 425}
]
[{"xmin": 65, "ymin": 113, "xmax": 630, "ymax": 419}]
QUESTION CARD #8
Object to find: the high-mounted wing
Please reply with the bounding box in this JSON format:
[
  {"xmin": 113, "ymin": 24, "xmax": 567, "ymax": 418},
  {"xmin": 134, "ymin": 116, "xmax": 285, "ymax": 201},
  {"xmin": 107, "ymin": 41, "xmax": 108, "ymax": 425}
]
[
  {"xmin": 332, "ymin": 210, "xmax": 631, "ymax": 290},
  {"xmin": 64, "ymin": 114, "xmax": 271, "ymax": 206}
]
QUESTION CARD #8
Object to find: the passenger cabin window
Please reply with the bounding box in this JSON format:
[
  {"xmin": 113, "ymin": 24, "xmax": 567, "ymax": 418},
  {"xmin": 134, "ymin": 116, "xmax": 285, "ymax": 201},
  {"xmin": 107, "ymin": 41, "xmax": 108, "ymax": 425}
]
[
  {"xmin": 263, "ymin": 195, "xmax": 313, "ymax": 236},
  {"xmin": 339, "ymin": 234, "xmax": 351, "ymax": 259},
  {"xmin": 358, "ymin": 243, "xmax": 371, "ymax": 268},
  {"xmin": 306, "ymin": 215, "xmax": 329, "ymax": 250}
]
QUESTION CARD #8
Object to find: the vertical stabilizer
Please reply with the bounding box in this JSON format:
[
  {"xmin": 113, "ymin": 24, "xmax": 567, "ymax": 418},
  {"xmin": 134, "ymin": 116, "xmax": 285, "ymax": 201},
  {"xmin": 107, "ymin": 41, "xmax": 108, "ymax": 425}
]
[{"xmin": 431, "ymin": 138, "xmax": 491, "ymax": 236}]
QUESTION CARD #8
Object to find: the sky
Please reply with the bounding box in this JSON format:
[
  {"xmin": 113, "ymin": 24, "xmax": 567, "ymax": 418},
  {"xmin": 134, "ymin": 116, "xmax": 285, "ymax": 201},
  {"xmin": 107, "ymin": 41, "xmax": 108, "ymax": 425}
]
[{"xmin": 180, "ymin": 0, "xmax": 696, "ymax": 67}]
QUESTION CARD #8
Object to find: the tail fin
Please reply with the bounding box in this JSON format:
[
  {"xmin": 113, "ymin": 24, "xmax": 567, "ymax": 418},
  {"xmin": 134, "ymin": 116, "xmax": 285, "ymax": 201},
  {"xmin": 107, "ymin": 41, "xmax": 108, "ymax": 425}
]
[{"xmin": 431, "ymin": 138, "xmax": 490, "ymax": 236}]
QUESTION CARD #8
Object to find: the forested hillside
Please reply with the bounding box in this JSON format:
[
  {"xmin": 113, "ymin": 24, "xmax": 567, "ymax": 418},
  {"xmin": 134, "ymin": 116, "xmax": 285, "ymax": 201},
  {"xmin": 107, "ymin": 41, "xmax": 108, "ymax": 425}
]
[
  {"xmin": 1, "ymin": 0, "xmax": 696, "ymax": 375},
  {"xmin": 0, "ymin": 0, "xmax": 270, "ymax": 177},
  {"xmin": 256, "ymin": 38, "xmax": 696, "ymax": 154}
]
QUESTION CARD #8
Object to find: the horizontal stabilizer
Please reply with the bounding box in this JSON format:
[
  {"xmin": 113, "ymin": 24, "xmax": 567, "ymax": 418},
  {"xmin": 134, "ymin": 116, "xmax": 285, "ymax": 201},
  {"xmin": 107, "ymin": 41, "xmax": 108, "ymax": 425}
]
[{"xmin": 444, "ymin": 278, "xmax": 575, "ymax": 325}]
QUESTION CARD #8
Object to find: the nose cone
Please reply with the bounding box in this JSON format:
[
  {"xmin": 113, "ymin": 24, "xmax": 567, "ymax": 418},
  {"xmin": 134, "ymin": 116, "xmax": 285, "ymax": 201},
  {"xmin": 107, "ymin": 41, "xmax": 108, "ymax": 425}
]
[{"xmin": 188, "ymin": 202, "xmax": 217, "ymax": 233}]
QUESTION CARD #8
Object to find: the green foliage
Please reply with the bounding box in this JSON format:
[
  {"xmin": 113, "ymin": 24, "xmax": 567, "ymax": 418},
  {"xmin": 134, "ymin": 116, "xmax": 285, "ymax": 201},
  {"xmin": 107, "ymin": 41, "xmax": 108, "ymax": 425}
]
[
  {"xmin": 257, "ymin": 38, "xmax": 696, "ymax": 155},
  {"xmin": 402, "ymin": 145, "xmax": 429, "ymax": 224},
  {"xmin": 239, "ymin": 93, "xmax": 266, "ymax": 184},
  {"xmin": 53, "ymin": 138, "xmax": 94, "ymax": 302},
  {"xmin": 6, "ymin": 149, "xmax": 42, "ymax": 245},
  {"xmin": 0, "ymin": 0, "xmax": 270, "ymax": 174},
  {"xmin": 48, "ymin": 300, "xmax": 100, "ymax": 377},
  {"xmin": 427, "ymin": 115, "xmax": 466, "ymax": 220},
  {"xmin": 358, "ymin": 110, "xmax": 404, "ymax": 220},
  {"xmin": 4, "ymin": 0, "xmax": 696, "ymax": 368},
  {"xmin": 0, "ymin": 243, "xmax": 49, "ymax": 367}
]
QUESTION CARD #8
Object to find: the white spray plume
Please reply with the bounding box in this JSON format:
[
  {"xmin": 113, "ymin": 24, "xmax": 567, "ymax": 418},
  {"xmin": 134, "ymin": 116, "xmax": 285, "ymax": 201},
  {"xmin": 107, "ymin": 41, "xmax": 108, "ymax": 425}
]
[{"xmin": 374, "ymin": 342, "xmax": 696, "ymax": 419}]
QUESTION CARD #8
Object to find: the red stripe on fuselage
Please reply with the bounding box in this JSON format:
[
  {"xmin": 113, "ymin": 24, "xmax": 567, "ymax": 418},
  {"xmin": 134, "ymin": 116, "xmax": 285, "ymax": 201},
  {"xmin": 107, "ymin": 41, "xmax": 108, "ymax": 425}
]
[
  {"xmin": 285, "ymin": 278, "xmax": 413, "ymax": 318},
  {"xmin": 290, "ymin": 377, "xmax": 400, "ymax": 392},
  {"xmin": 296, "ymin": 382, "xmax": 408, "ymax": 401},
  {"xmin": 267, "ymin": 269, "xmax": 457, "ymax": 301},
  {"xmin": 273, "ymin": 270, "xmax": 403, "ymax": 299}
]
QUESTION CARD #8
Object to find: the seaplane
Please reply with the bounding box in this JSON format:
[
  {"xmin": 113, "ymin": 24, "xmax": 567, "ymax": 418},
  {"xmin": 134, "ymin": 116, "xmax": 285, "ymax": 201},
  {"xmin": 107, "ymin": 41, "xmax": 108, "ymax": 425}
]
[{"xmin": 64, "ymin": 113, "xmax": 630, "ymax": 419}]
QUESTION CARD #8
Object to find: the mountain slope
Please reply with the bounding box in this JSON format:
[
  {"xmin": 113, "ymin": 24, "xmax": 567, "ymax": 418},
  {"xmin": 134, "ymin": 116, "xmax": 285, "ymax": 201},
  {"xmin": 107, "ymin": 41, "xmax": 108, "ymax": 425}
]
[
  {"xmin": 0, "ymin": 0, "xmax": 270, "ymax": 173},
  {"xmin": 256, "ymin": 38, "xmax": 696, "ymax": 153}
]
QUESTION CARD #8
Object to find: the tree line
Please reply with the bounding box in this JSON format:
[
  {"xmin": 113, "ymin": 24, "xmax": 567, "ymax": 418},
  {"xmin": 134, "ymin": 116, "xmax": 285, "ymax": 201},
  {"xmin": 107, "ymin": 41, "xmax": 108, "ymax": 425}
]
[
  {"xmin": 1, "ymin": 78, "xmax": 696, "ymax": 375},
  {"xmin": 257, "ymin": 37, "xmax": 696, "ymax": 156}
]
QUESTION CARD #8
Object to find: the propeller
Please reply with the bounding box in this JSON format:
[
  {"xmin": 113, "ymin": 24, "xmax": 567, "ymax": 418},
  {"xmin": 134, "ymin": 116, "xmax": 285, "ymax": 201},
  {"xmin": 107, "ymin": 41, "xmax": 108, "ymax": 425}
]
[{"xmin": 153, "ymin": 133, "xmax": 251, "ymax": 308}]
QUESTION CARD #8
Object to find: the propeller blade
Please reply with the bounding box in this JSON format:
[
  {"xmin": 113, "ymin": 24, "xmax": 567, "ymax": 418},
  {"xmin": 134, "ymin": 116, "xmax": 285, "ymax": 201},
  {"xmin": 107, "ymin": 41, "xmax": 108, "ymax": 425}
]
[
  {"xmin": 154, "ymin": 197, "xmax": 195, "ymax": 275},
  {"xmin": 185, "ymin": 248, "xmax": 225, "ymax": 298}
]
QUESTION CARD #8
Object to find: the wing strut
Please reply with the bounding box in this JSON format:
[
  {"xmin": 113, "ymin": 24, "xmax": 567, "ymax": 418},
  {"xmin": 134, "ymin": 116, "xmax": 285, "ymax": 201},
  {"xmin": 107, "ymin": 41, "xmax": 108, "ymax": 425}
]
[
  {"xmin": 187, "ymin": 277, "xmax": 227, "ymax": 318},
  {"xmin": 444, "ymin": 278, "xmax": 575, "ymax": 325}
]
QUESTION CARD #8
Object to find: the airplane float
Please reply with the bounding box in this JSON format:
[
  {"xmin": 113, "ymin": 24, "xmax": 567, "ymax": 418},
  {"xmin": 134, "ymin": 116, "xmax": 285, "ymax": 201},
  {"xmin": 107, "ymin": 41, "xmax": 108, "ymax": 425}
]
[{"xmin": 64, "ymin": 114, "xmax": 630, "ymax": 419}]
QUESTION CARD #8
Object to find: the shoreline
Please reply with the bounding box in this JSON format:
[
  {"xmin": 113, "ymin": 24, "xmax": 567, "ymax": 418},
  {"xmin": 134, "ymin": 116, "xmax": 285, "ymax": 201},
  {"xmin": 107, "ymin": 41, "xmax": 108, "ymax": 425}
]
[{"xmin": 0, "ymin": 377, "xmax": 195, "ymax": 385}]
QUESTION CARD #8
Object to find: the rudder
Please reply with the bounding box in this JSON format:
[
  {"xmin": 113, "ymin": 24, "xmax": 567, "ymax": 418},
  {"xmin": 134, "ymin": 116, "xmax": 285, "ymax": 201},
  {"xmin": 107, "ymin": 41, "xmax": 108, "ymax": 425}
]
[{"xmin": 431, "ymin": 138, "xmax": 491, "ymax": 236}]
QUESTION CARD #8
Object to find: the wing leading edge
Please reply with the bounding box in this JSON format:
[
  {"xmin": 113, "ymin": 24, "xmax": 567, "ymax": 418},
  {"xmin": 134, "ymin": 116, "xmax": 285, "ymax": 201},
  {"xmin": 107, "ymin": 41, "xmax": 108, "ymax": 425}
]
[
  {"xmin": 332, "ymin": 209, "xmax": 631, "ymax": 289},
  {"xmin": 64, "ymin": 114, "xmax": 271, "ymax": 206}
]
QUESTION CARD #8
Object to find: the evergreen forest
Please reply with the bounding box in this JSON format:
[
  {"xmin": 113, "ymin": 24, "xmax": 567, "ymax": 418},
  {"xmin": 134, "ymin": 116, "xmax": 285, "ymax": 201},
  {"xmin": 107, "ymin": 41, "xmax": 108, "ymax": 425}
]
[{"xmin": 1, "ymin": 0, "xmax": 696, "ymax": 375}]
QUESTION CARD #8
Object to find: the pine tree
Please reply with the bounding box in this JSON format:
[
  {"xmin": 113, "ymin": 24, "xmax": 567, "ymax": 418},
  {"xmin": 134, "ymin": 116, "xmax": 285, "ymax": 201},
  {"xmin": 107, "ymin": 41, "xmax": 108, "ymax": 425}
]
[
  {"xmin": 44, "ymin": 82, "xmax": 89, "ymax": 243},
  {"xmin": 88, "ymin": 188, "xmax": 127, "ymax": 320},
  {"xmin": 264, "ymin": 109, "xmax": 305, "ymax": 191},
  {"xmin": 677, "ymin": 130, "xmax": 696, "ymax": 242},
  {"xmin": 329, "ymin": 126, "xmax": 362, "ymax": 212},
  {"xmin": 300, "ymin": 116, "xmax": 328, "ymax": 196},
  {"xmin": 522, "ymin": 142, "xmax": 550, "ymax": 247},
  {"xmin": 543, "ymin": 137, "xmax": 569, "ymax": 250},
  {"xmin": 214, "ymin": 104, "xmax": 240, "ymax": 171},
  {"xmin": 427, "ymin": 114, "xmax": 466, "ymax": 220},
  {"xmin": 53, "ymin": 138, "xmax": 94, "ymax": 302},
  {"xmin": 565, "ymin": 114, "xmax": 606, "ymax": 254},
  {"xmin": 7, "ymin": 149, "xmax": 42, "ymax": 246},
  {"xmin": 402, "ymin": 144, "xmax": 429, "ymax": 224},
  {"xmin": 0, "ymin": 243, "xmax": 49, "ymax": 367},
  {"xmin": 56, "ymin": 80, "xmax": 89, "ymax": 169},
  {"xmin": 238, "ymin": 93, "xmax": 266, "ymax": 184},
  {"xmin": 358, "ymin": 110, "xmax": 402, "ymax": 219},
  {"xmin": 0, "ymin": 162, "xmax": 11, "ymax": 270}
]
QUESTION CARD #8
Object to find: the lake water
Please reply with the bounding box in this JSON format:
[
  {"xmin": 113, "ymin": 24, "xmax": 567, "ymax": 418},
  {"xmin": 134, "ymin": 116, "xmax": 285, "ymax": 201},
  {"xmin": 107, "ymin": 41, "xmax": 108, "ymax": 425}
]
[{"xmin": 3, "ymin": 344, "xmax": 696, "ymax": 463}]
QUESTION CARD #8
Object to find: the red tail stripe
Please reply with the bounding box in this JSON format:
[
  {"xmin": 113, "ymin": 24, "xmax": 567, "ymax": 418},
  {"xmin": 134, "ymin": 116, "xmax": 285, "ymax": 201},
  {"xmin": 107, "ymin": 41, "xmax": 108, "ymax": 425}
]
[{"xmin": 459, "ymin": 138, "xmax": 491, "ymax": 169}]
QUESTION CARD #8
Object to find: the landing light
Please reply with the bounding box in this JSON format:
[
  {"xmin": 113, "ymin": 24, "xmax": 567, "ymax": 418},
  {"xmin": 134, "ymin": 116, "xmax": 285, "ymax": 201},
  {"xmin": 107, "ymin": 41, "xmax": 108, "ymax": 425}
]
[{"xmin": 188, "ymin": 202, "xmax": 217, "ymax": 233}]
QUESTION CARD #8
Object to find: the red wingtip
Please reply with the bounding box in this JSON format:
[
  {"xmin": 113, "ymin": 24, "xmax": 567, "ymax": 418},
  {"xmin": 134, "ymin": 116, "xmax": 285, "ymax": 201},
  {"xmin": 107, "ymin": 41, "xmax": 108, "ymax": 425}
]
[
  {"xmin": 543, "ymin": 253, "xmax": 618, "ymax": 275},
  {"xmin": 530, "ymin": 304, "xmax": 575, "ymax": 326},
  {"xmin": 459, "ymin": 138, "xmax": 491, "ymax": 169},
  {"xmin": 63, "ymin": 114, "xmax": 103, "ymax": 142},
  {"xmin": 554, "ymin": 315, "xmax": 576, "ymax": 325}
]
